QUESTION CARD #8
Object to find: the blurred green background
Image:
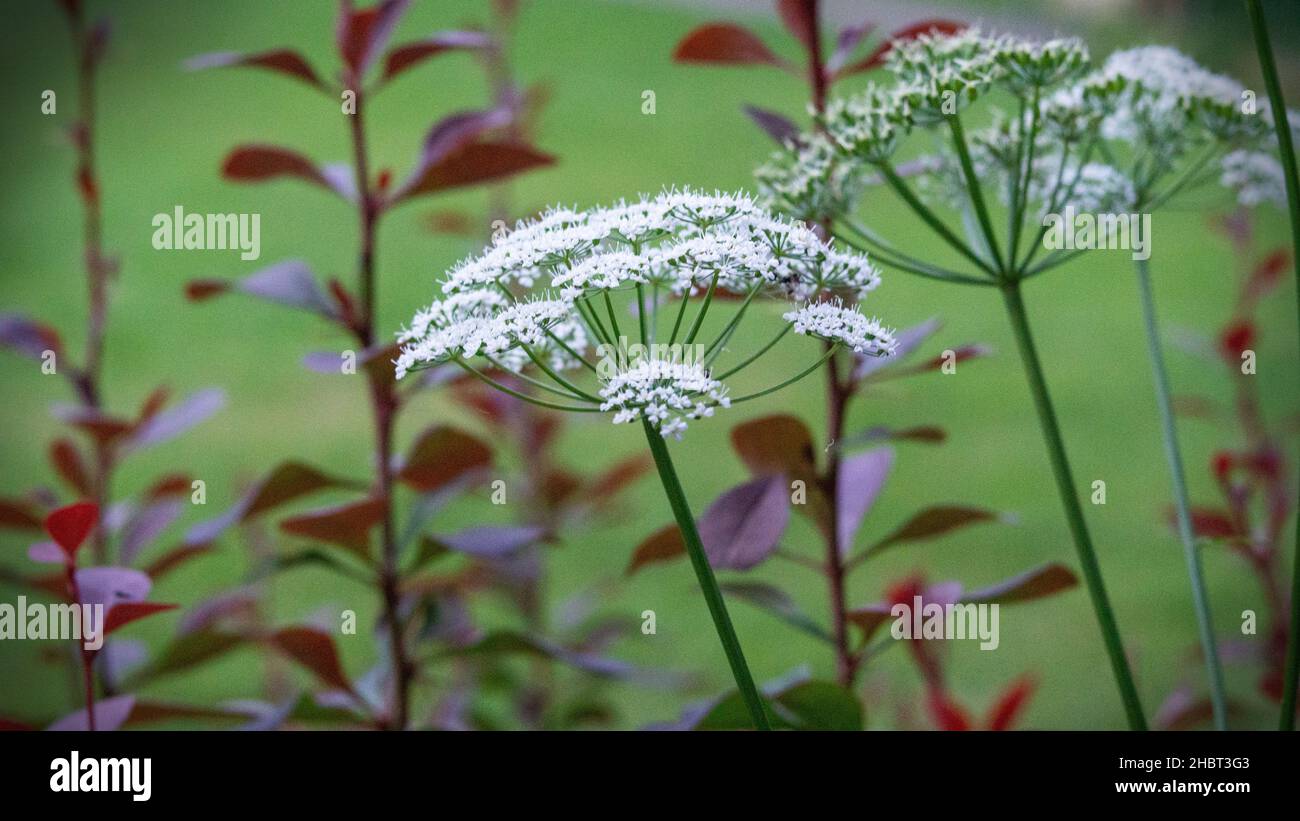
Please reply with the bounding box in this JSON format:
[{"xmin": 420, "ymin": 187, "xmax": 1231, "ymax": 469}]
[{"xmin": 1, "ymin": 0, "xmax": 1297, "ymax": 729}]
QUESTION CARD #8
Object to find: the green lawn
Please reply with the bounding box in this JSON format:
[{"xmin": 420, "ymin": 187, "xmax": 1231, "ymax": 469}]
[{"xmin": 0, "ymin": 0, "xmax": 1296, "ymax": 729}]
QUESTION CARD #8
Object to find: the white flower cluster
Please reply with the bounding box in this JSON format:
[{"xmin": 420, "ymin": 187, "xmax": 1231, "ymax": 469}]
[
  {"xmin": 397, "ymin": 189, "xmax": 896, "ymax": 437},
  {"xmin": 599, "ymin": 359, "xmax": 731, "ymax": 439},
  {"xmin": 755, "ymin": 132, "xmax": 867, "ymax": 224},
  {"xmin": 783, "ymin": 300, "xmax": 897, "ymax": 357},
  {"xmin": 394, "ymin": 294, "xmax": 584, "ymax": 379},
  {"xmin": 1220, "ymin": 149, "xmax": 1287, "ymax": 208}
]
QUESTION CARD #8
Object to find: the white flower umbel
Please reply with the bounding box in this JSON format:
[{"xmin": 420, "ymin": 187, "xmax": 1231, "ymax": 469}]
[
  {"xmin": 783, "ymin": 300, "xmax": 897, "ymax": 357},
  {"xmin": 599, "ymin": 358, "xmax": 730, "ymax": 439},
  {"xmin": 396, "ymin": 188, "xmax": 894, "ymax": 433},
  {"xmin": 1220, "ymin": 149, "xmax": 1287, "ymax": 208}
]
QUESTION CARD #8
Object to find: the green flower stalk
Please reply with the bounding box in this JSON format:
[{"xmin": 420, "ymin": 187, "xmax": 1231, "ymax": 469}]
[
  {"xmin": 1243, "ymin": 0, "xmax": 1300, "ymax": 731},
  {"xmin": 395, "ymin": 188, "xmax": 898, "ymax": 729},
  {"xmin": 800, "ymin": 27, "xmax": 1149, "ymax": 728}
]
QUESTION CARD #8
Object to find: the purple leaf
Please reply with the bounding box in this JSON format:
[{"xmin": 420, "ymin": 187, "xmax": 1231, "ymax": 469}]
[
  {"xmin": 188, "ymin": 260, "xmax": 340, "ymax": 320},
  {"xmin": 75, "ymin": 566, "xmax": 151, "ymax": 610},
  {"xmin": 719, "ymin": 581, "xmax": 831, "ymax": 643},
  {"xmin": 698, "ymin": 475, "xmax": 790, "ymax": 570},
  {"xmin": 119, "ymin": 499, "xmax": 185, "ymax": 565},
  {"xmin": 743, "ymin": 105, "xmax": 801, "ymax": 146},
  {"xmin": 438, "ymin": 525, "xmax": 543, "ymax": 558},
  {"xmin": 0, "ymin": 313, "xmax": 61, "ymax": 359},
  {"xmin": 836, "ymin": 447, "xmax": 894, "ymax": 556},
  {"xmin": 125, "ymin": 388, "xmax": 225, "ymax": 451},
  {"xmin": 826, "ymin": 21, "xmax": 876, "ymax": 75},
  {"xmin": 178, "ymin": 587, "xmax": 260, "ymax": 635},
  {"xmin": 48, "ymin": 695, "xmax": 136, "ymax": 732},
  {"xmin": 28, "ymin": 541, "xmax": 63, "ymax": 564},
  {"xmin": 185, "ymin": 462, "xmax": 361, "ymax": 545}
]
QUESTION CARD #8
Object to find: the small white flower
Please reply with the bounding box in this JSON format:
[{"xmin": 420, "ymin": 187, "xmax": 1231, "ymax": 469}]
[
  {"xmin": 598, "ymin": 359, "xmax": 731, "ymax": 439},
  {"xmin": 783, "ymin": 300, "xmax": 897, "ymax": 357}
]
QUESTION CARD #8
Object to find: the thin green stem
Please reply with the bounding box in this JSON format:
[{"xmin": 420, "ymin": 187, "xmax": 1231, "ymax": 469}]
[
  {"xmin": 1133, "ymin": 256, "xmax": 1228, "ymax": 729},
  {"xmin": 877, "ymin": 161, "xmax": 998, "ymax": 276},
  {"xmin": 730, "ymin": 345, "xmax": 838, "ymax": 403},
  {"xmin": 1244, "ymin": 0, "xmax": 1300, "ymax": 730},
  {"xmin": 641, "ymin": 418, "xmax": 771, "ymax": 731},
  {"xmin": 454, "ymin": 358, "xmax": 600, "ymax": 413},
  {"xmin": 948, "ymin": 114, "xmax": 1005, "ymax": 270},
  {"xmin": 1009, "ymin": 86, "xmax": 1041, "ymax": 270},
  {"xmin": 601, "ymin": 290, "xmax": 624, "ymax": 343},
  {"xmin": 716, "ymin": 325, "xmax": 791, "ymax": 380},
  {"xmin": 667, "ymin": 283, "xmax": 694, "ymax": 345},
  {"xmin": 578, "ymin": 295, "xmax": 613, "ymax": 347},
  {"xmin": 1000, "ymin": 283, "xmax": 1147, "ymax": 729},
  {"xmin": 703, "ymin": 285, "xmax": 762, "ymax": 361},
  {"xmin": 520, "ymin": 343, "xmax": 603, "ymax": 402},
  {"xmin": 682, "ymin": 271, "xmax": 720, "ymax": 346},
  {"xmin": 636, "ymin": 283, "xmax": 649, "ymax": 345},
  {"xmin": 484, "ymin": 354, "xmax": 590, "ymax": 402},
  {"xmin": 835, "ymin": 222, "xmax": 995, "ymax": 285}
]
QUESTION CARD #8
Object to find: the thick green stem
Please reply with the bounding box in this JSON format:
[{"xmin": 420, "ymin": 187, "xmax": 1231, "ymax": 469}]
[
  {"xmin": 1000, "ymin": 283, "xmax": 1148, "ymax": 730},
  {"xmin": 1134, "ymin": 257, "xmax": 1228, "ymax": 729},
  {"xmin": 1244, "ymin": 0, "xmax": 1300, "ymax": 731},
  {"xmin": 641, "ymin": 420, "xmax": 771, "ymax": 730}
]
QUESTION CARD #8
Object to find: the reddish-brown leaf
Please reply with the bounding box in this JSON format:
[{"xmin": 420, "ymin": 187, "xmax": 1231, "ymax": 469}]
[
  {"xmin": 104, "ymin": 602, "xmax": 179, "ymax": 637},
  {"xmin": 49, "ymin": 439, "xmax": 91, "ymax": 496},
  {"xmin": 673, "ymin": 23, "xmax": 786, "ymax": 68},
  {"xmin": 963, "ymin": 563, "xmax": 1078, "ymax": 605},
  {"xmin": 386, "ymin": 141, "xmax": 553, "ymax": 207},
  {"xmin": 337, "ymin": 0, "xmax": 409, "ymax": 75},
  {"xmin": 270, "ymin": 627, "xmax": 354, "ymax": 693},
  {"xmin": 396, "ymin": 426, "xmax": 492, "ymax": 493},
  {"xmin": 0, "ymin": 313, "xmax": 63, "ymax": 359},
  {"xmin": 222, "ymin": 144, "xmax": 330, "ymax": 190},
  {"xmin": 185, "ymin": 49, "xmax": 324, "ymax": 89},
  {"xmin": 0, "ymin": 497, "xmax": 43, "ymax": 531},
  {"xmin": 730, "ymin": 414, "xmax": 816, "ymax": 476},
  {"xmin": 626, "ymin": 523, "xmax": 685, "ymax": 576},
  {"xmin": 866, "ymin": 505, "xmax": 999, "ymax": 558},
  {"xmin": 382, "ymin": 30, "xmax": 493, "ymax": 83},
  {"xmin": 776, "ymin": 0, "xmax": 819, "ymax": 54},
  {"xmin": 1180, "ymin": 507, "xmax": 1239, "ymax": 540},
  {"xmin": 280, "ymin": 497, "xmax": 387, "ymax": 560},
  {"xmin": 143, "ymin": 542, "xmax": 213, "ymax": 580}
]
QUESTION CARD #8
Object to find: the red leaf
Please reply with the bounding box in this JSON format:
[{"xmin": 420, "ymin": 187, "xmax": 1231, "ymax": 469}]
[
  {"xmin": 386, "ymin": 141, "xmax": 553, "ymax": 207},
  {"xmin": 45, "ymin": 502, "xmax": 98, "ymax": 558},
  {"xmin": 673, "ymin": 23, "xmax": 787, "ymax": 68},
  {"xmin": 585, "ymin": 455, "xmax": 651, "ymax": 503},
  {"xmin": 1218, "ymin": 320, "xmax": 1255, "ymax": 363},
  {"xmin": 986, "ymin": 675, "xmax": 1036, "ymax": 730},
  {"xmin": 1244, "ymin": 249, "xmax": 1290, "ymax": 304},
  {"xmin": 382, "ymin": 30, "xmax": 493, "ymax": 84},
  {"xmin": 1180, "ymin": 507, "xmax": 1239, "ymax": 540},
  {"xmin": 270, "ymin": 627, "xmax": 354, "ymax": 693},
  {"xmin": 396, "ymin": 426, "xmax": 492, "ymax": 493},
  {"xmin": 776, "ymin": 0, "xmax": 819, "ymax": 54},
  {"xmin": 222, "ymin": 144, "xmax": 331, "ymax": 191},
  {"xmin": 279, "ymin": 497, "xmax": 387, "ymax": 560},
  {"xmin": 185, "ymin": 49, "xmax": 323, "ymax": 89},
  {"xmin": 185, "ymin": 279, "xmax": 229, "ymax": 301},
  {"xmin": 77, "ymin": 166, "xmax": 98, "ymax": 205},
  {"xmin": 51, "ymin": 404, "xmax": 134, "ymax": 446},
  {"xmin": 104, "ymin": 602, "xmax": 179, "ymax": 636},
  {"xmin": 835, "ymin": 19, "xmax": 966, "ymax": 77},
  {"xmin": 927, "ymin": 691, "xmax": 972, "ymax": 731},
  {"xmin": 625, "ymin": 523, "xmax": 685, "ymax": 576},
  {"xmin": 49, "ymin": 439, "xmax": 91, "ymax": 496},
  {"xmin": 337, "ymin": 0, "xmax": 410, "ymax": 76}
]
